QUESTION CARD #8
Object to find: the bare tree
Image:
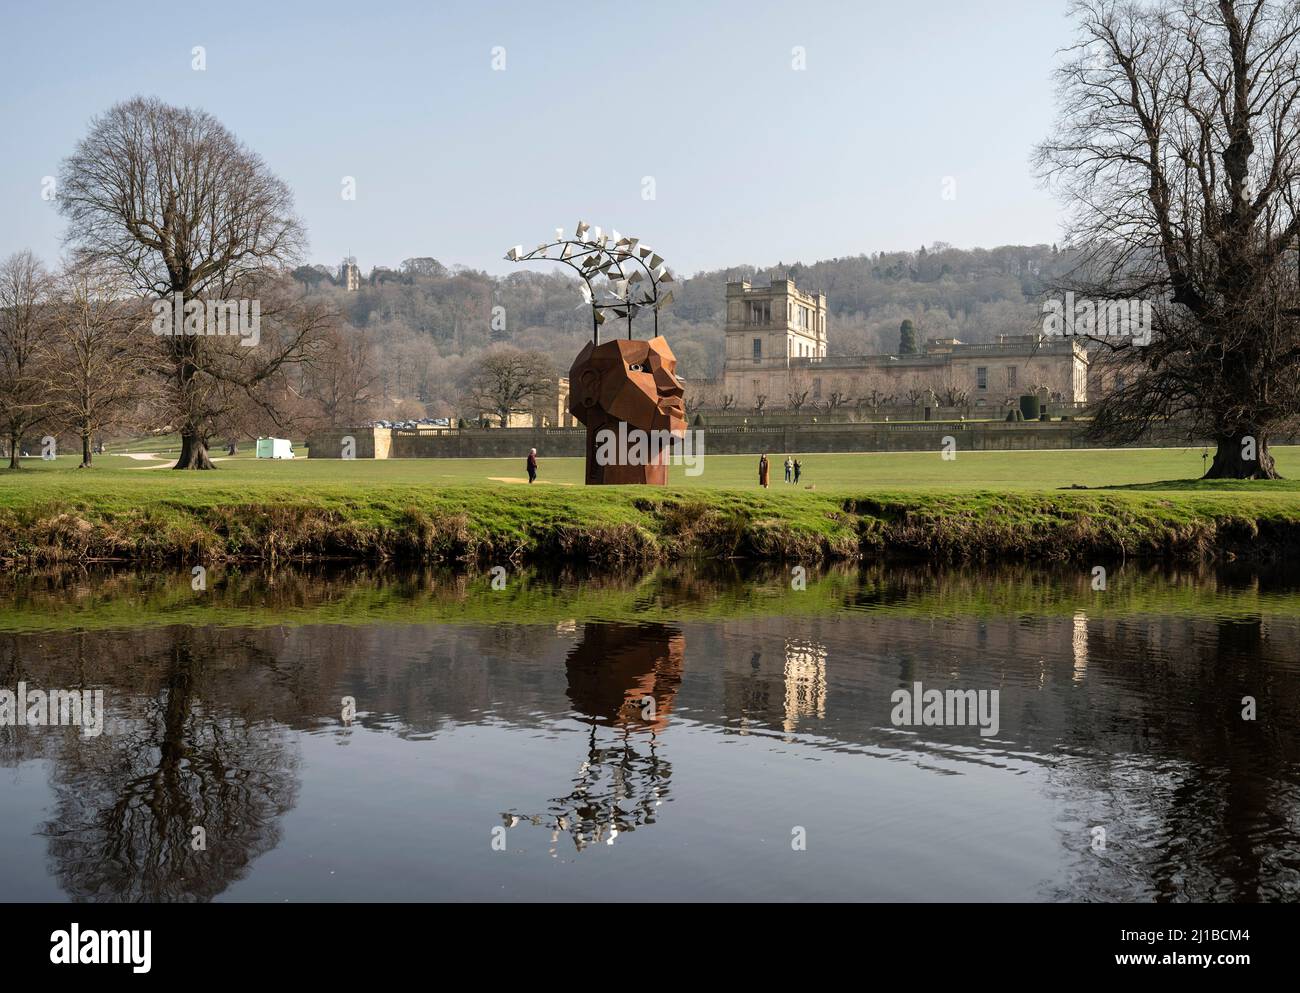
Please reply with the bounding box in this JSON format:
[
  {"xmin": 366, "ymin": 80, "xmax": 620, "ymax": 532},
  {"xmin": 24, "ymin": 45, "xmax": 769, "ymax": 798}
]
[
  {"xmin": 426, "ymin": 353, "xmax": 472, "ymax": 419},
  {"xmin": 58, "ymin": 97, "xmax": 310, "ymax": 468},
  {"xmin": 0, "ymin": 251, "xmax": 54, "ymax": 469},
  {"xmin": 856, "ymin": 372, "xmax": 897, "ymax": 414},
  {"xmin": 683, "ymin": 388, "xmax": 714, "ymax": 412},
  {"xmin": 460, "ymin": 347, "xmax": 556, "ymax": 426},
  {"xmin": 49, "ymin": 261, "xmax": 155, "ymax": 467},
  {"xmin": 787, "ymin": 390, "xmax": 811, "ymax": 410},
  {"xmin": 903, "ymin": 380, "xmax": 932, "ymax": 407},
  {"xmin": 1036, "ymin": 0, "xmax": 1300, "ymax": 478},
  {"xmin": 302, "ymin": 323, "xmax": 378, "ymax": 429},
  {"xmin": 932, "ymin": 369, "xmax": 971, "ymax": 407}
]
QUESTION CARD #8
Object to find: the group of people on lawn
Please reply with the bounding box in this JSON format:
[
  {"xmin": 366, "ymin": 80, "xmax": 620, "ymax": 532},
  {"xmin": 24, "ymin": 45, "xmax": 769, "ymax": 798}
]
[{"xmin": 757, "ymin": 454, "xmax": 803, "ymax": 489}]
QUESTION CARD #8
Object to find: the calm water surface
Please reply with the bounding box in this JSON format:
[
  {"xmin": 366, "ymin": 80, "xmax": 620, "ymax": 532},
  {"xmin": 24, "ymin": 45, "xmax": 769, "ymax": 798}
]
[{"xmin": 1, "ymin": 564, "xmax": 1298, "ymax": 902}]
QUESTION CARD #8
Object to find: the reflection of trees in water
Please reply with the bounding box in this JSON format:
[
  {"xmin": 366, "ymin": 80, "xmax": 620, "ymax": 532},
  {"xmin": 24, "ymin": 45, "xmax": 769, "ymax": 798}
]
[
  {"xmin": 16, "ymin": 630, "xmax": 301, "ymax": 902},
  {"xmin": 1046, "ymin": 612, "xmax": 1300, "ymax": 902},
  {"xmin": 502, "ymin": 623, "xmax": 682, "ymax": 854}
]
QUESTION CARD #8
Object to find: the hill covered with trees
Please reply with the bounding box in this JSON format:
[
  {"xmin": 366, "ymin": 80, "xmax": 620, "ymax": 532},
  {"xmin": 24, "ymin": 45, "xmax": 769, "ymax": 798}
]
[{"xmin": 294, "ymin": 242, "xmax": 1070, "ymax": 419}]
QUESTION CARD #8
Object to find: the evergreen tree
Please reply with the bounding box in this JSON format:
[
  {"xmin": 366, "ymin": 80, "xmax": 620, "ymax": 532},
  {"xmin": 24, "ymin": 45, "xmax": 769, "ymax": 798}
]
[{"xmin": 898, "ymin": 319, "xmax": 918, "ymax": 355}]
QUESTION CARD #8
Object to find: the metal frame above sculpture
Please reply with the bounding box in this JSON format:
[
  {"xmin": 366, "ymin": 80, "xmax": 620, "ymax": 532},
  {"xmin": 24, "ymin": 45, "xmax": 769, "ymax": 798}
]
[
  {"xmin": 505, "ymin": 221, "xmax": 676, "ymax": 342},
  {"xmin": 506, "ymin": 223, "xmax": 686, "ymax": 484}
]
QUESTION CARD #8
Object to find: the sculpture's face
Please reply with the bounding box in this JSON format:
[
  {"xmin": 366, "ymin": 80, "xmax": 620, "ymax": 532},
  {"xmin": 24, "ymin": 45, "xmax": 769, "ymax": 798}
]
[
  {"xmin": 568, "ymin": 336, "xmax": 686, "ymax": 433},
  {"xmin": 565, "ymin": 623, "xmax": 684, "ymax": 732}
]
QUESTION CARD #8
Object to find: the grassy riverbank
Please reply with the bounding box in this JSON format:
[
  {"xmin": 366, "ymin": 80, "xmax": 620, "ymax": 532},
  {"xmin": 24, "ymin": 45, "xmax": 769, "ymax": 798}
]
[{"xmin": 2, "ymin": 448, "xmax": 1299, "ymax": 567}]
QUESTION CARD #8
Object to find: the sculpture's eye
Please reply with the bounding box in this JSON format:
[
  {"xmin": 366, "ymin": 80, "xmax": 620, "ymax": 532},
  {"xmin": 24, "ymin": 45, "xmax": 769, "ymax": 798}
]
[{"xmin": 629, "ymin": 363, "xmax": 646, "ymax": 373}]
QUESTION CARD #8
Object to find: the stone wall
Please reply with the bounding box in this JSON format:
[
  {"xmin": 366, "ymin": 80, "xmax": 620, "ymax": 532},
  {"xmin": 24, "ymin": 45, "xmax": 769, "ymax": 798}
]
[
  {"xmin": 304, "ymin": 427, "xmax": 392, "ymax": 459},
  {"xmin": 705, "ymin": 422, "xmax": 1081, "ymax": 453},
  {"xmin": 307, "ymin": 420, "xmax": 1231, "ymax": 459},
  {"xmin": 391, "ymin": 428, "xmax": 585, "ymax": 458}
]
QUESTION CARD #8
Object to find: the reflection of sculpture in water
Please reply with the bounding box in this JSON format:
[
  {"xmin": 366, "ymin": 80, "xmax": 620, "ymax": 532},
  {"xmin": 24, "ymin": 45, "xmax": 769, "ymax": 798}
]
[
  {"xmin": 569, "ymin": 337, "xmax": 687, "ymax": 485},
  {"xmin": 502, "ymin": 622, "xmax": 684, "ymax": 853},
  {"xmin": 39, "ymin": 635, "xmax": 298, "ymax": 902}
]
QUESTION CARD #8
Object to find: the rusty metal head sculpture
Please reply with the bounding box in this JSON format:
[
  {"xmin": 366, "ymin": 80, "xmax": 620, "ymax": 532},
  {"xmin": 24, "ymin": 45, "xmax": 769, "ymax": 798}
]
[
  {"xmin": 506, "ymin": 222, "xmax": 684, "ymax": 484},
  {"xmin": 568, "ymin": 336, "xmax": 686, "ymax": 484}
]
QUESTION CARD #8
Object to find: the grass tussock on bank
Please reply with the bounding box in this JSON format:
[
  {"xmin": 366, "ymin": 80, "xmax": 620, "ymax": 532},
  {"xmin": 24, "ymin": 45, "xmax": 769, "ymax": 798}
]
[{"xmin": 2, "ymin": 483, "xmax": 1299, "ymax": 568}]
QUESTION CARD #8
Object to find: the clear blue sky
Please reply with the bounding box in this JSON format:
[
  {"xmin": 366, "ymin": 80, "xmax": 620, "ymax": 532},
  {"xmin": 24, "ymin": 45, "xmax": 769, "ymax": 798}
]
[{"xmin": 0, "ymin": 0, "xmax": 1073, "ymax": 277}]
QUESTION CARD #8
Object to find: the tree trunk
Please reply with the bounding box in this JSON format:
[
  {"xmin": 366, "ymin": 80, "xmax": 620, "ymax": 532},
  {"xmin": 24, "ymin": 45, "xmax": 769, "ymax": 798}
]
[
  {"xmin": 174, "ymin": 430, "xmax": 215, "ymax": 470},
  {"xmin": 7, "ymin": 432, "xmax": 18, "ymax": 470},
  {"xmin": 79, "ymin": 431, "xmax": 92, "ymax": 468},
  {"xmin": 1203, "ymin": 432, "xmax": 1281, "ymax": 479},
  {"xmin": 171, "ymin": 341, "xmax": 214, "ymax": 469}
]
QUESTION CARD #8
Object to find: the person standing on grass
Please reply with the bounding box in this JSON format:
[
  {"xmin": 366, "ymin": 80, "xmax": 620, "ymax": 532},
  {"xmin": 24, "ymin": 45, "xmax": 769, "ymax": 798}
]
[
  {"xmin": 793, "ymin": 458, "xmax": 802, "ymax": 485},
  {"xmin": 784, "ymin": 456, "xmax": 793, "ymax": 483},
  {"xmin": 759, "ymin": 454, "xmax": 771, "ymax": 488},
  {"xmin": 527, "ymin": 448, "xmax": 538, "ymax": 484}
]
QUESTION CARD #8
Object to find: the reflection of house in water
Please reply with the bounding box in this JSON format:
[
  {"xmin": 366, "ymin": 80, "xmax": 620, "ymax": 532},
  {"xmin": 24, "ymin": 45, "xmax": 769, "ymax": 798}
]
[
  {"xmin": 719, "ymin": 626, "xmax": 828, "ymax": 738},
  {"xmin": 502, "ymin": 622, "xmax": 684, "ymax": 854},
  {"xmin": 783, "ymin": 639, "xmax": 827, "ymax": 735},
  {"xmin": 1072, "ymin": 611, "xmax": 1088, "ymax": 683}
]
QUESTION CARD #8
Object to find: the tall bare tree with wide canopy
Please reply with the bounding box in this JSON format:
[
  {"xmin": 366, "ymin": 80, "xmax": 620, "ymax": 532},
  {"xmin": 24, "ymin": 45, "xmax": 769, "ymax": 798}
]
[
  {"xmin": 1037, "ymin": 0, "xmax": 1300, "ymax": 478},
  {"xmin": 57, "ymin": 97, "xmax": 310, "ymax": 468}
]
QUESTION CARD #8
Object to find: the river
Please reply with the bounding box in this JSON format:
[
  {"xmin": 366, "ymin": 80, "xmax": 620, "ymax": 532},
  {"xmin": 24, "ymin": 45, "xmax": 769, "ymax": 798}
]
[{"xmin": 1, "ymin": 563, "xmax": 1296, "ymax": 902}]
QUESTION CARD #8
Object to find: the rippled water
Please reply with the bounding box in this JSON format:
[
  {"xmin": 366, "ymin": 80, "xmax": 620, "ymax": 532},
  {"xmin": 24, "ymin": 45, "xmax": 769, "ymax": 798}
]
[{"xmin": 1, "ymin": 564, "xmax": 1298, "ymax": 902}]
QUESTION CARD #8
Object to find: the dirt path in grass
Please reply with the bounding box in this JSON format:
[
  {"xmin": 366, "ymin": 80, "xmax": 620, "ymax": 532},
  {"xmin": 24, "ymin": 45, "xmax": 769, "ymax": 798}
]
[{"xmin": 487, "ymin": 477, "xmax": 574, "ymax": 485}]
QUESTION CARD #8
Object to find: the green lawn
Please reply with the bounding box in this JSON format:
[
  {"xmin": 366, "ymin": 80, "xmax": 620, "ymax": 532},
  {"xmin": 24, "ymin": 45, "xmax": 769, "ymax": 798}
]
[
  {"xmin": 3, "ymin": 445, "xmax": 1298, "ymax": 566},
  {"xmin": 4, "ymin": 444, "xmax": 1299, "ymax": 502}
]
